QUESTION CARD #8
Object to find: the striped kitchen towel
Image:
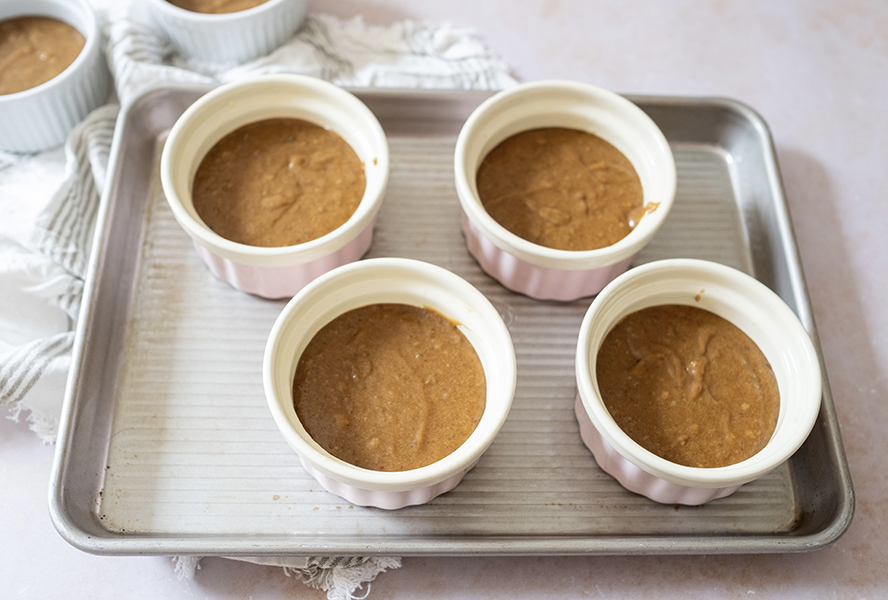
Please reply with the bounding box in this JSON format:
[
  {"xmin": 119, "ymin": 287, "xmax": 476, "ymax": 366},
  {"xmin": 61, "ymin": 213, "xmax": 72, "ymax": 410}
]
[
  {"xmin": 0, "ymin": 4, "xmax": 514, "ymax": 599},
  {"xmin": 107, "ymin": 7, "xmax": 515, "ymax": 104},
  {"xmin": 0, "ymin": 104, "xmax": 118, "ymax": 442}
]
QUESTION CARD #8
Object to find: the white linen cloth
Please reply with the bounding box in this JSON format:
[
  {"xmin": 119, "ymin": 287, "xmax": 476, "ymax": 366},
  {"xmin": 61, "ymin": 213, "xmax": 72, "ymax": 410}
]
[{"xmin": 0, "ymin": 4, "xmax": 515, "ymax": 599}]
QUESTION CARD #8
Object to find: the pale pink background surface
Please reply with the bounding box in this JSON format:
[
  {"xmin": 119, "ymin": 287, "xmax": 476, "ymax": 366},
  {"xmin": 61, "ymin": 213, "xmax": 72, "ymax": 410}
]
[{"xmin": 2, "ymin": 1, "xmax": 886, "ymax": 597}]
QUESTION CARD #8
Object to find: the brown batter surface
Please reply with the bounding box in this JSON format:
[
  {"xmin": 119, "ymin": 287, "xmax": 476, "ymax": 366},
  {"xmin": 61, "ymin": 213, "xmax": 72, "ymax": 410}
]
[
  {"xmin": 596, "ymin": 305, "xmax": 780, "ymax": 468},
  {"xmin": 165, "ymin": 0, "xmax": 270, "ymax": 14},
  {"xmin": 0, "ymin": 17, "xmax": 85, "ymax": 96},
  {"xmin": 477, "ymin": 127, "xmax": 649, "ymax": 251},
  {"xmin": 293, "ymin": 304, "xmax": 487, "ymax": 472},
  {"xmin": 192, "ymin": 118, "xmax": 365, "ymax": 247}
]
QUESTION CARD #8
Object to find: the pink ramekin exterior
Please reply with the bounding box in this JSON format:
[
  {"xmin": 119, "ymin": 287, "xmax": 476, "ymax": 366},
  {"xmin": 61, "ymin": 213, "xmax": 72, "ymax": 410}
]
[
  {"xmin": 573, "ymin": 395, "xmax": 739, "ymax": 505},
  {"xmin": 191, "ymin": 218, "xmax": 375, "ymax": 299},
  {"xmin": 297, "ymin": 456, "xmax": 480, "ymax": 510},
  {"xmin": 460, "ymin": 212, "xmax": 633, "ymax": 301}
]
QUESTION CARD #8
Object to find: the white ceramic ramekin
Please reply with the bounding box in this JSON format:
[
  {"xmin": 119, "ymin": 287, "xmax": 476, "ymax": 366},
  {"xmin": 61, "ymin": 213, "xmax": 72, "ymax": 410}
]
[
  {"xmin": 146, "ymin": 0, "xmax": 305, "ymax": 64},
  {"xmin": 575, "ymin": 258, "xmax": 822, "ymax": 505},
  {"xmin": 0, "ymin": 0, "xmax": 111, "ymax": 153},
  {"xmin": 264, "ymin": 257, "xmax": 517, "ymax": 509},
  {"xmin": 161, "ymin": 74, "xmax": 389, "ymax": 299},
  {"xmin": 454, "ymin": 80, "xmax": 676, "ymax": 301}
]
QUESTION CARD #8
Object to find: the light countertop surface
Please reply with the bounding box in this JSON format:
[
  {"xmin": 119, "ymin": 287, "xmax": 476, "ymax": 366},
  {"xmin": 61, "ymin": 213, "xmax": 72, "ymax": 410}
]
[{"xmin": 2, "ymin": 0, "xmax": 886, "ymax": 598}]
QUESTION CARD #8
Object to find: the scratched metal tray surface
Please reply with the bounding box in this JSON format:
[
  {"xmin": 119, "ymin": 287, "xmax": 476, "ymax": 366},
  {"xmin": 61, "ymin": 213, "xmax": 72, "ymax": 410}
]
[{"xmin": 50, "ymin": 86, "xmax": 853, "ymax": 556}]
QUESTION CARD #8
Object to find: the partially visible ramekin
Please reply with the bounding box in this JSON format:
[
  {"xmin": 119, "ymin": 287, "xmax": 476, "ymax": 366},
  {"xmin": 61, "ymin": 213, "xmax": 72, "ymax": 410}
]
[
  {"xmin": 454, "ymin": 80, "xmax": 676, "ymax": 301},
  {"xmin": 161, "ymin": 74, "xmax": 389, "ymax": 298},
  {"xmin": 263, "ymin": 257, "xmax": 517, "ymax": 509},
  {"xmin": 575, "ymin": 259, "xmax": 822, "ymax": 505},
  {"xmin": 146, "ymin": 0, "xmax": 305, "ymax": 64},
  {"xmin": 0, "ymin": 0, "xmax": 111, "ymax": 153}
]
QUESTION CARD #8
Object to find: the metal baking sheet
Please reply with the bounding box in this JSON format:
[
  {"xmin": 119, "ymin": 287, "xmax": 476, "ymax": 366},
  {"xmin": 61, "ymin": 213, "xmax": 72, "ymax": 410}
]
[{"xmin": 50, "ymin": 86, "xmax": 854, "ymax": 556}]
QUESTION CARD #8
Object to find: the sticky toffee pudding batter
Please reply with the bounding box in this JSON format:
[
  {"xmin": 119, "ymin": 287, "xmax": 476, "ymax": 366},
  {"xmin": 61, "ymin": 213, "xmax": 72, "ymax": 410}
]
[
  {"xmin": 0, "ymin": 17, "xmax": 86, "ymax": 96},
  {"xmin": 293, "ymin": 304, "xmax": 487, "ymax": 472},
  {"xmin": 192, "ymin": 118, "xmax": 365, "ymax": 247},
  {"xmin": 596, "ymin": 305, "xmax": 780, "ymax": 468},
  {"xmin": 477, "ymin": 127, "xmax": 650, "ymax": 251}
]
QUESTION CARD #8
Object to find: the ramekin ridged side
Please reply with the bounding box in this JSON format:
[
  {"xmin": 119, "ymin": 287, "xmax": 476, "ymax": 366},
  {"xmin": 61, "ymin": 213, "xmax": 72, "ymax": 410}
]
[
  {"xmin": 146, "ymin": 0, "xmax": 306, "ymax": 64},
  {"xmin": 574, "ymin": 259, "xmax": 823, "ymax": 505},
  {"xmin": 191, "ymin": 221, "xmax": 375, "ymax": 300},
  {"xmin": 263, "ymin": 258, "xmax": 517, "ymax": 509},
  {"xmin": 297, "ymin": 457, "xmax": 481, "ymax": 511},
  {"xmin": 160, "ymin": 74, "xmax": 390, "ymax": 298},
  {"xmin": 0, "ymin": 0, "xmax": 111, "ymax": 153},
  {"xmin": 454, "ymin": 80, "xmax": 676, "ymax": 301},
  {"xmin": 573, "ymin": 396, "xmax": 739, "ymax": 505},
  {"xmin": 461, "ymin": 213, "xmax": 634, "ymax": 301}
]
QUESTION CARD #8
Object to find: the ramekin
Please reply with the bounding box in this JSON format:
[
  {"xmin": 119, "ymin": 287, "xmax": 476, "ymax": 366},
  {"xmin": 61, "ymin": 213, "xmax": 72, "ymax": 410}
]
[
  {"xmin": 146, "ymin": 0, "xmax": 305, "ymax": 64},
  {"xmin": 0, "ymin": 0, "xmax": 111, "ymax": 153},
  {"xmin": 161, "ymin": 74, "xmax": 389, "ymax": 299},
  {"xmin": 263, "ymin": 257, "xmax": 517, "ymax": 509},
  {"xmin": 575, "ymin": 258, "xmax": 822, "ymax": 505},
  {"xmin": 454, "ymin": 80, "xmax": 676, "ymax": 301}
]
